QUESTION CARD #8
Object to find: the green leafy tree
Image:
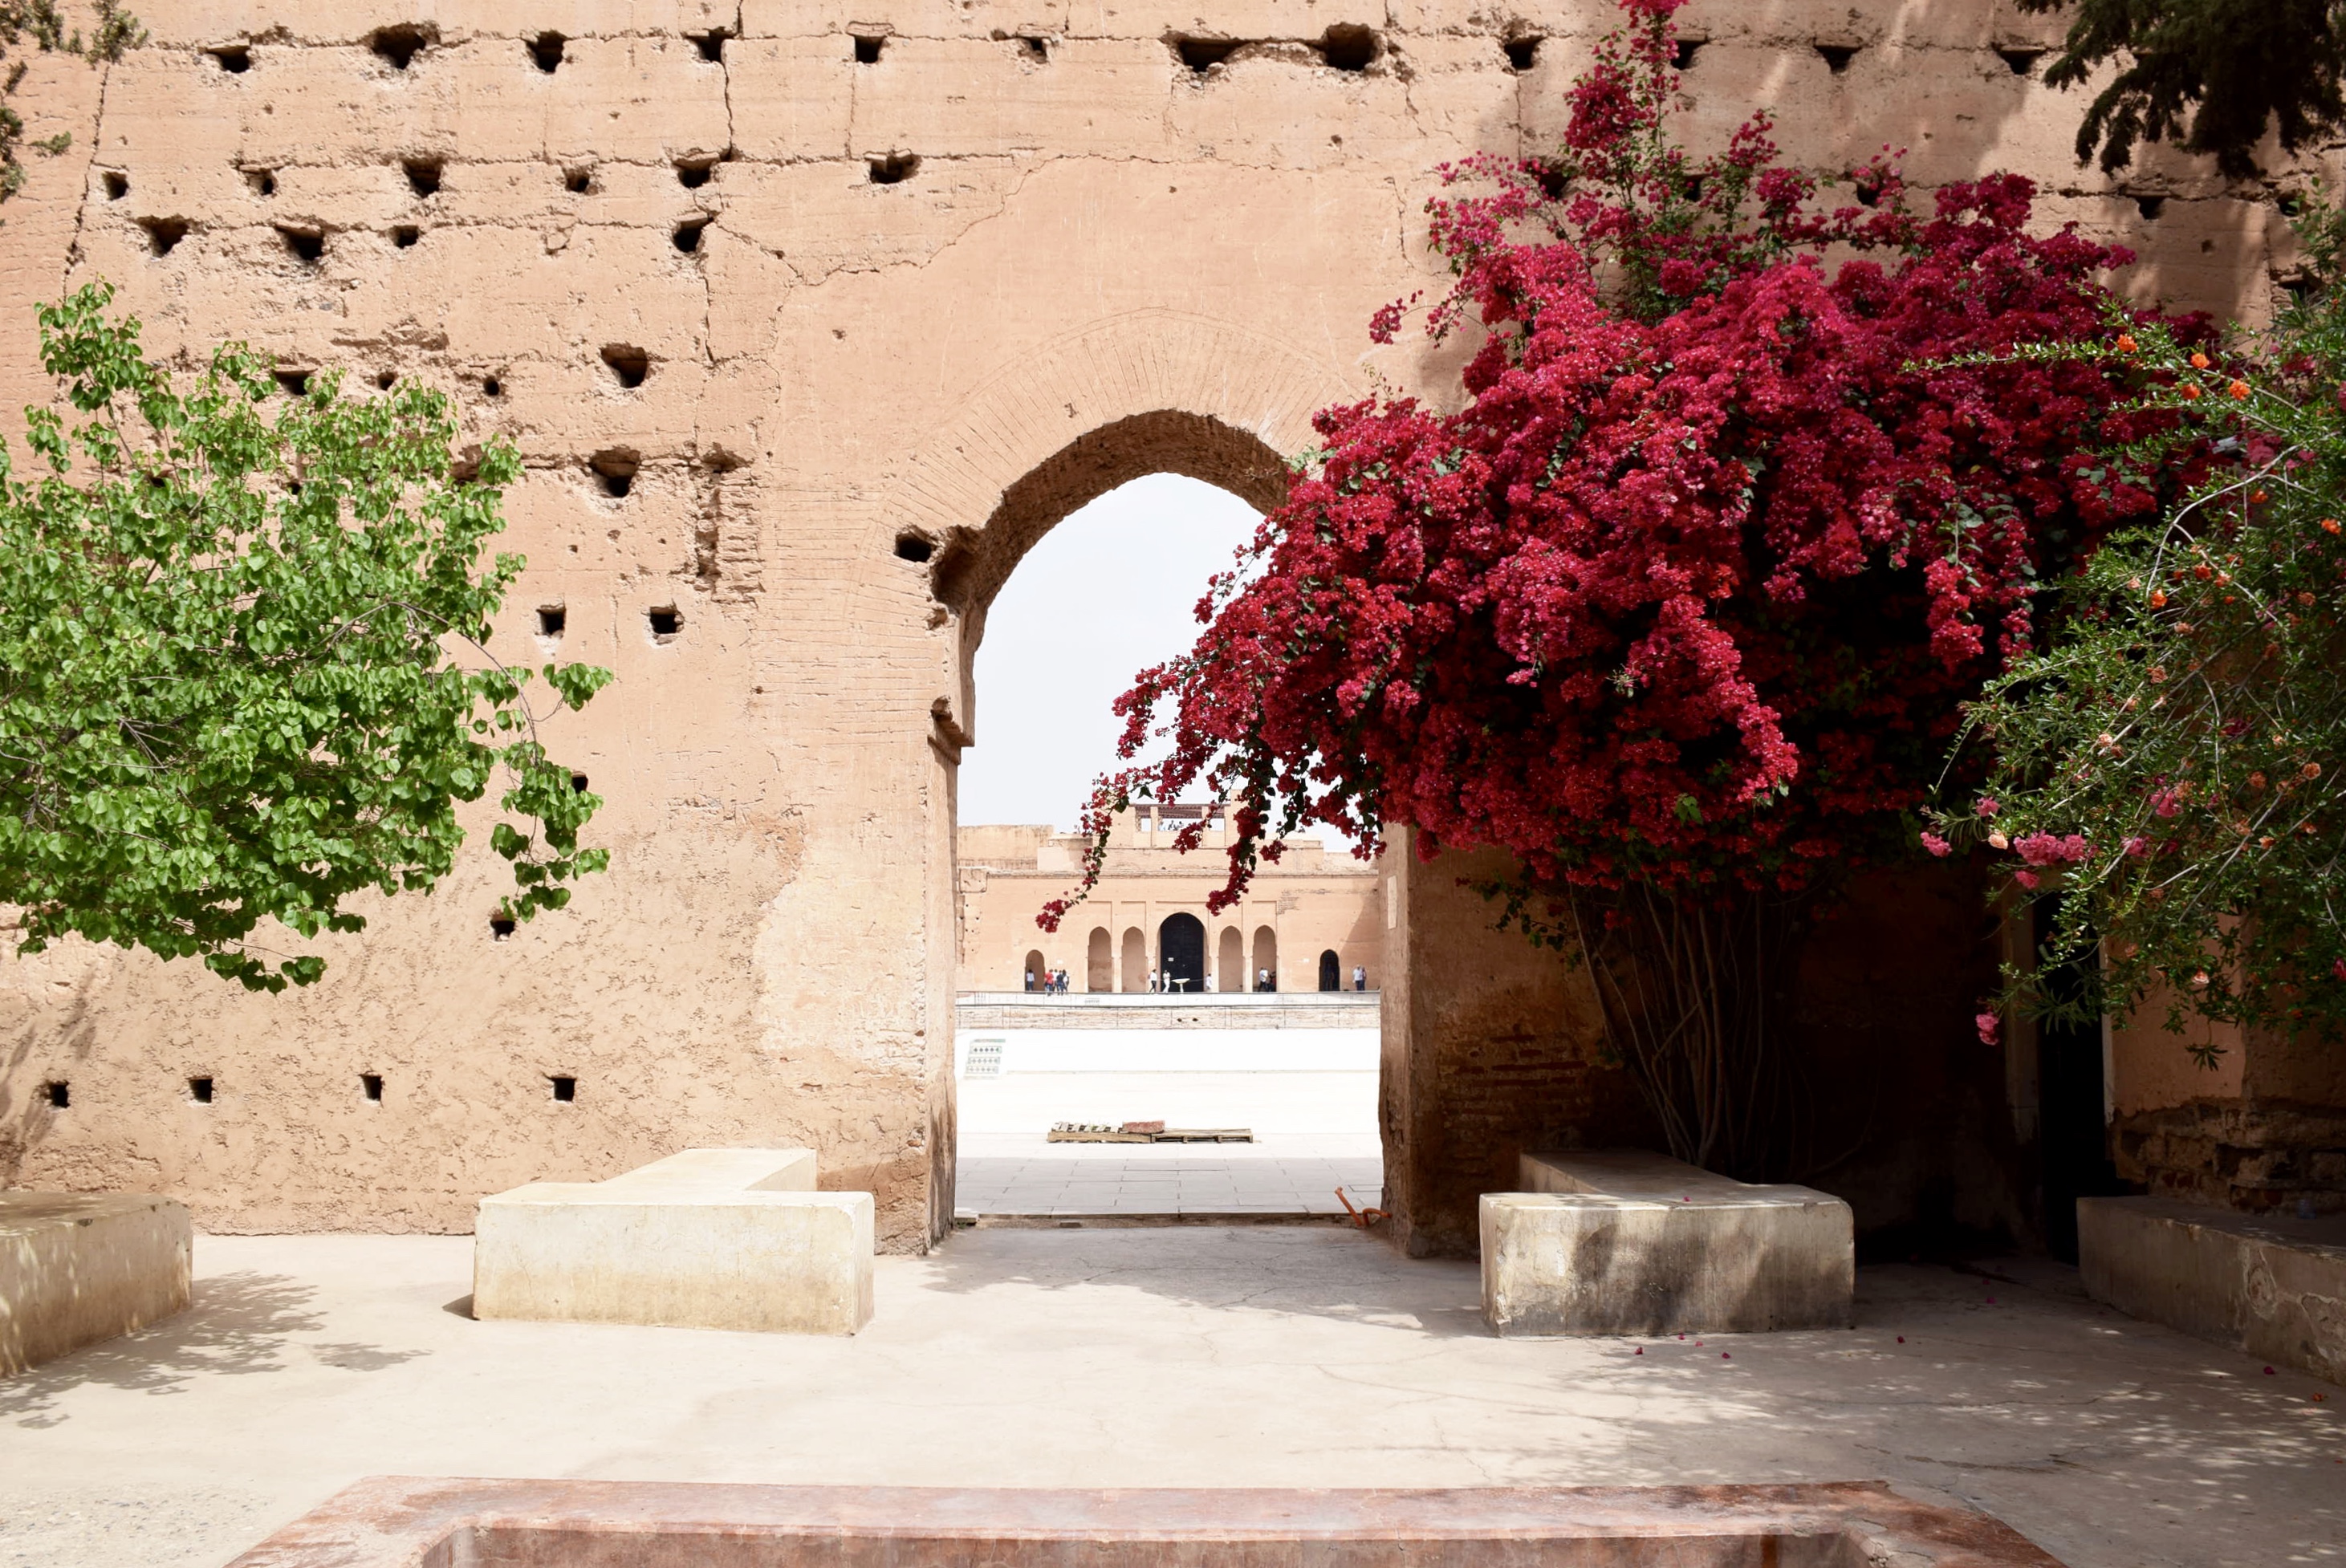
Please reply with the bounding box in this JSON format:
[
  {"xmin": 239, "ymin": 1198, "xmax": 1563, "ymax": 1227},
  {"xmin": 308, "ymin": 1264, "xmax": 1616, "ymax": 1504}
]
[
  {"xmin": 0, "ymin": 2, "xmax": 144, "ymax": 203},
  {"xmin": 1934, "ymin": 198, "xmax": 2346, "ymax": 1057},
  {"xmin": 2019, "ymin": 0, "xmax": 2342, "ymax": 176},
  {"xmin": 0, "ymin": 283, "xmax": 611, "ymax": 991}
]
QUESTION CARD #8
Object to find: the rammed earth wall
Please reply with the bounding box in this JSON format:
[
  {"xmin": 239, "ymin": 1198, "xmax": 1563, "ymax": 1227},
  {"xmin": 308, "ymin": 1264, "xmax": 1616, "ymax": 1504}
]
[{"xmin": 0, "ymin": 0, "xmax": 2306, "ymax": 1249}]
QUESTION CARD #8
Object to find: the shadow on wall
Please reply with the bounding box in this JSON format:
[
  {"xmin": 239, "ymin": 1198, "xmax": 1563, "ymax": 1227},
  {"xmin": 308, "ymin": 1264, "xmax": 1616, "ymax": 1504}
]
[{"xmin": 0, "ymin": 1272, "xmax": 423, "ymax": 1429}]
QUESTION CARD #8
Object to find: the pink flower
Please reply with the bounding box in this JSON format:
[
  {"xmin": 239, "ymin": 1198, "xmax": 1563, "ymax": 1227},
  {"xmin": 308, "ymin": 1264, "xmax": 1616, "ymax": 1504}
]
[
  {"xmin": 1920, "ymin": 831, "xmax": 1952, "ymax": 858},
  {"xmin": 2015, "ymin": 831, "xmax": 2091, "ymax": 866},
  {"xmin": 1977, "ymin": 797, "xmax": 2002, "ymax": 817},
  {"xmin": 2150, "ymin": 789, "xmax": 2180, "ymax": 819},
  {"xmin": 2123, "ymin": 836, "xmax": 2149, "ymax": 859},
  {"xmin": 2013, "ymin": 869, "xmax": 2040, "ymax": 888},
  {"xmin": 1975, "ymin": 1012, "xmax": 2001, "ymax": 1046},
  {"xmin": 2332, "ymin": 958, "xmax": 2346, "ymax": 981}
]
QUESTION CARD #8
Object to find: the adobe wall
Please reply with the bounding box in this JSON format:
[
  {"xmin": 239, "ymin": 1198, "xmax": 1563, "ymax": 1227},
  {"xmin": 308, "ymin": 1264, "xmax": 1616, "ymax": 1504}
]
[{"xmin": 0, "ymin": 0, "xmax": 2295, "ymax": 1249}]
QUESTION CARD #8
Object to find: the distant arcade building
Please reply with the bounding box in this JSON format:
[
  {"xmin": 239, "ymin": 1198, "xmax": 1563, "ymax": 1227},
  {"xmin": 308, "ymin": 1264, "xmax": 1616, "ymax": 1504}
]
[{"xmin": 957, "ymin": 806, "xmax": 1381, "ymax": 994}]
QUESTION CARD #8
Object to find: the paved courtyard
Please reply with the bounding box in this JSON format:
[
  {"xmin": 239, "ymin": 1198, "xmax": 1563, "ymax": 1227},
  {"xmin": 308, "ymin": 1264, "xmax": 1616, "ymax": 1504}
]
[{"xmin": 0, "ymin": 1227, "xmax": 2336, "ymax": 1568}]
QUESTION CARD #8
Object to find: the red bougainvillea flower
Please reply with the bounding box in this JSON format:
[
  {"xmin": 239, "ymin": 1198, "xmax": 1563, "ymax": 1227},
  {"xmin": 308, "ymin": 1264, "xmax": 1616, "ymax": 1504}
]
[
  {"xmin": 1976, "ymin": 1012, "xmax": 2002, "ymax": 1045},
  {"xmin": 1046, "ymin": 0, "xmax": 2197, "ymax": 927}
]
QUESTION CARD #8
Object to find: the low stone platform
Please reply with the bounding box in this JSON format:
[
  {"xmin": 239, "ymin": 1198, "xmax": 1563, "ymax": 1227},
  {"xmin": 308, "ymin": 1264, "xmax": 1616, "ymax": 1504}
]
[
  {"xmin": 226, "ymin": 1478, "xmax": 2065, "ymax": 1567},
  {"xmin": 1481, "ymin": 1151, "xmax": 1853, "ymax": 1337},
  {"xmin": 2079, "ymin": 1194, "xmax": 2346, "ymax": 1386},
  {"xmin": 1, "ymin": 1191, "xmax": 191, "ymax": 1375},
  {"xmin": 473, "ymin": 1148, "xmax": 872, "ymax": 1335}
]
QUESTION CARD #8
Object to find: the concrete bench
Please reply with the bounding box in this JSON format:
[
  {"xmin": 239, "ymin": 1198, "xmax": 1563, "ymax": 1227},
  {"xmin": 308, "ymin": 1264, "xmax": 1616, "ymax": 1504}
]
[
  {"xmin": 1480, "ymin": 1151, "xmax": 1853, "ymax": 1337},
  {"xmin": 2080, "ymin": 1196, "xmax": 2345, "ymax": 1385},
  {"xmin": 2, "ymin": 1191, "xmax": 192, "ymax": 1375},
  {"xmin": 474, "ymin": 1149, "xmax": 873, "ymax": 1335}
]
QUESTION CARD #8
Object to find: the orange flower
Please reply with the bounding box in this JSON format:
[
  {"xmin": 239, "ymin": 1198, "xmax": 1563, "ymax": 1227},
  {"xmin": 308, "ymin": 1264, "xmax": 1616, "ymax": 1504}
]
[
  {"xmin": 2327, "ymin": 519, "xmax": 2343, "ymax": 534},
  {"xmin": 2149, "ymin": 590, "xmax": 2168, "ymax": 607},
  {"xmin": 2116, "ymin": 334, "xmax": 2139, "ymax": 354},
  {"xmin": 2181, "ymin": 384, "xmax": 2202, "ymax": 400},
  {"xmin": 2190, "ymin": 351, "xmax": 2211, "ymax": 369},
  {"xmin": 2229, "ymin": 380, "xmax": 2253, "ymax": 400},
  {"xmin": 2248, "ymin": 491, "xmax": 2266, "ymax": 504}
]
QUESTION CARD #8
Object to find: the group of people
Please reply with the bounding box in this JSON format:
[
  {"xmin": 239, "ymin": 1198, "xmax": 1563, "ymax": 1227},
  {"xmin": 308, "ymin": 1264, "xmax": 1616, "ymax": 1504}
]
[
  {"xmin": 1024, "ymin": 964, "xmax": 1367, "ymax": 993},
  {"xmin": 1023, "ymin": 967, "xmax": 1070, "ymax": 993}
]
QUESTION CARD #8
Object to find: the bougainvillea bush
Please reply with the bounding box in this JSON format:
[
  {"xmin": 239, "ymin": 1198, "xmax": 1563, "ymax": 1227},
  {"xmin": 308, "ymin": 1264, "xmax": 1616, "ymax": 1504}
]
[
  {"xmin": 1936, "ymin": 198, "xmax": 2346, "ymax": 1058},
  {"xmin": 1049, "ymin": 0, "xmax": 2191, "ymax": 1172}
]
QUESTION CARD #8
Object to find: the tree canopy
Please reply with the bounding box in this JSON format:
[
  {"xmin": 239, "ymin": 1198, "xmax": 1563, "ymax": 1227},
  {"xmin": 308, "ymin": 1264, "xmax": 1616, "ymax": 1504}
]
[
  {"xmin": 2018, "ymin": 0, "xmax": 2344, "ymax": 176},
  {"xmin": 0, "ymin": 284, "xmax": 610, "ymax": 991}
]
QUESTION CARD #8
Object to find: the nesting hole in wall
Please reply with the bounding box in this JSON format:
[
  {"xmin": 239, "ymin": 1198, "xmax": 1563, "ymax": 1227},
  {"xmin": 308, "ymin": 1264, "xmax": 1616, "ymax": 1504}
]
[
  {"xmin": 894, "ymin": 532, "xmax": 936, "ymax": 563},
  {"xmin": 537, "ymin": 604, "xmax": 567, "ymax": 636},
  {"xmin": 692, "ymin": 29, "xmax": 729, "ymax": 63},
  {"xmin": 1673, "ymin": 38, "xmax": 1705, "ymax": 69},
  {"xmin": 490, "ymin": 912, "xmax": 517, "ymax": 940},
  {"xmin": 549, "ymin": 1074, "xmax": 576, "ymax": 1102},
  {"xmin": 139, "ymin": 216, "xmax": 187, "ymax": 255},
  {"xmin": 571, "ymin": 772, "xmax": 591, "ymax": 793},
  {"xmin": 189, "ymin": 1076, "xmax": 214, "ymax": 1104},
  {"xmin": 361, "ymin": 1072, "xmax": 384, "ymax": 1102},
  {"xmin": 563, "ymin": 165, "xmax": 593, "ymax": 194},
  {"xmin": 2283, "ymin": 275, "xmax": 2318, "ymax": 306},
  {"xmin": 1815, "ymin": 43, "xmax": 1858, "ymax": 74},
  {"xmin": 1315, "ymin": 24, "xmax": 1378, "ymax": 71},
  {"xmin": 1996, "ymin": 47, "xmax": 2044, "ymax": 76},
  {"xmin": 675, "ymin": 158, "xmax": 715, "ymax": 189},
  {"xmin": 1018, "ymin": 35, "xmax": 1048, "ymax": 62},
  {"xmin": 591, "ymin": 450, "xmax": 639, "ymax": 497},
  {"xmin": 530, "ymin": 32, "xmax": 566, "ymax": 72},
  {"xmin": 103, "ymin": 170, "xmax": 128, "ymax": 199},
  {"xmin": 376, "ymin": 371, "xmax": 396, "ymax": 390},
  {"xmin": 279, "ymin": 225, "xmax": 325, "ymax": 262},
  {"xmin": 370, "ymin": 26, "xmax": 432, "ymax": 71},
  {"xmin": 647, "ymin": 605, "xmax": 681, "ymax": 637},
  {"xmin": 853, "ymin": 33, "xmax": 884, "ymax": 64},
  {"xmin": 209, "ymin": 44, "xmax": 250, "ymax": 72},
  {"xmin": 867, "ymin": 153, "xmax": 918, "ymax": 185},
  {"xmin": 402, "ymin": 157, "xmax": 441, "ymax": 197},
  {"xmin": 44, "ymin": 1081, "xmax": 68, "ymax": 1108},
  {"xmin": 482, "ymin": 374, "xmax": 504, "ymax": 397},
  {"xmin": 1502, "ymin": 36, "xmax": 1539, "ymax": 71},
  {"xmin": 673, "ymin": 217, "xmax": 709, "ymax": 252},
  {"xmin": 246, "ymin": 167, "xmax": 276, "ymax": 197},
  {"xmin": 1173, "ymin": 36, "xmax": 1242, "ymax": 71},
  {"xmin": 274, "ymin": 368, "xmax": 311, "ymax": 397},
  {"xmin": 392, "ymin": 225, "xmax": 420, "ymax": 248},
  {"xmin": 601, "ymin": 344, "xmax": 650, "ymax": 387},
  {"xmin": 2136, "ymin": 195, "xmax": 2166, "ymax": 221}
]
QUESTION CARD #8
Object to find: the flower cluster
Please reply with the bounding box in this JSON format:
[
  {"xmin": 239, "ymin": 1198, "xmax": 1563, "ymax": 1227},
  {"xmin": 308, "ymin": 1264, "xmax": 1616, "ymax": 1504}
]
[
  {"xmin": 1940, "ymin": 199, "xmax": 2346, "ymax": 1047},
  {"xmin": 1047, "ymin": 0, "xmax": 2190, "ymax": 929}
]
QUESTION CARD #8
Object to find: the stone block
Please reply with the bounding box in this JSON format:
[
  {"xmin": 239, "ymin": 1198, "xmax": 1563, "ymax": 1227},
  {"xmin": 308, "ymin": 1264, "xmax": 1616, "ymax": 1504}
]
[
  {"xmin": 2079, "ymin": 1195, "xmax": 2346, "ymax": 1386},
  {"xmin": 1481, "ymin": 1151, "xmax": 1854, "ymax": 1336},
  {"xmin": 473, "ymin": 1148, "xmax": 874, "ymax": 1334},
  {"xmin": 2, "ymin": 1192, "xmax": 193, "ymax": 1375}
]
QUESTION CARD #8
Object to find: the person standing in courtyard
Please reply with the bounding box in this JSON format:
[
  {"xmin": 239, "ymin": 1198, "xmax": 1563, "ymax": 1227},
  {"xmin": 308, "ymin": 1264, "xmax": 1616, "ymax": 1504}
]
[{"xmin": 1353, "ymin": 965, "xmax": 1366, "ymax": 991}]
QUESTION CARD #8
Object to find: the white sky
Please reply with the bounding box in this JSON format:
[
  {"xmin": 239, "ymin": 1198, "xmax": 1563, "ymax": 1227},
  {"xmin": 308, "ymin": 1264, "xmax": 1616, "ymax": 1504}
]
[{"xmin": 958, "ymin": 473, "xmax": 1260, "ymax": 831}]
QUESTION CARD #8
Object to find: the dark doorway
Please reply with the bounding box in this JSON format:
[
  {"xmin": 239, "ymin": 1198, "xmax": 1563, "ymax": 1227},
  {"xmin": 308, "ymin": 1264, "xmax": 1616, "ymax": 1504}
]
[
  {"xmin": 1159, "ymin": 912, "xmax": 1206, "ymax": 993},
  {"xmin": 1319, "ymin": 949, "xmax": 1340, "ymax": 991},
  {"xmin": 2036, "ymin": 903, "xmax": 2121, "ymax": 1262}
]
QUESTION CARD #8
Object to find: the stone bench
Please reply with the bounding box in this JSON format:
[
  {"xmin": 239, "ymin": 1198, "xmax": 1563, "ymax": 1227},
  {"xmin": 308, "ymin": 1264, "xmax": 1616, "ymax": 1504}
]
[
  {"xmin": 2080, "ymin": 1196, "xmax": 2346, "ymax": 1385},
  {"xmin": 1480, "ymin": 1151, "xmax": 1853, "ymax": 1337},
  {"xmin": 2, "ymin": 1191, "xmax": 192, "ymax": 1375},
  {"xmin": 473, "ymin": 1149, "xmax": 873, "ymax": 1335}
]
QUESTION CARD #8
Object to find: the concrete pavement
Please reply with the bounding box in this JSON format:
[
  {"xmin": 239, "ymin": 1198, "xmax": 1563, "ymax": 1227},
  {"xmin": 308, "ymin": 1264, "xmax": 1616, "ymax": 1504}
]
[{"xmin": 0, "ymin": 1228, "xmax": 2338, "ymax": 1568}]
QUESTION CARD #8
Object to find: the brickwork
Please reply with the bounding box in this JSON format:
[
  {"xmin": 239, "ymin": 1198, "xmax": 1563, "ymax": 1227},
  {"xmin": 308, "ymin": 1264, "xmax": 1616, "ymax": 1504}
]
[{"xmin": 0, "ymin": 0, "xmax": 2301, "ymax": 1249}]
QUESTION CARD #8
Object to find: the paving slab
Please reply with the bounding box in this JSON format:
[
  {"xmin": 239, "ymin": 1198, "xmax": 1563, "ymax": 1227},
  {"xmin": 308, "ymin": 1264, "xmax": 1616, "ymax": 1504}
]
[{"xmin": 0, "ymin": 1230, "xmax": 2336, "ymax": 1568}]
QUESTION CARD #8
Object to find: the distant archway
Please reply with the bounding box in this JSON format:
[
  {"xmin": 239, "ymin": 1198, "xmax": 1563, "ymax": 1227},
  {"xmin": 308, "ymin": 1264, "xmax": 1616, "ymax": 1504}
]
[
  {"xmin": 1086, "ymin": 928, "xmax": 1112, "ymax": 993},
  {"xmin": 1160, "ymin": 913, "xmax": 1206, "ymax": 993},
  {"xmin": 1023, "ymin": 949, "xmax": 1046, "ymax": 992},
  {"xmin": 1252, "ymin": 925, "xmax": 1279, "ymax": 991},
  {"xmin": 1121, "ymin": 928, "xmax": 1147, "ymax": 993},
  {"xmin": 1218, "ymin": 927, "xmax": 1245, "ymax": 992},
  {"xmin": 1319, "ymin": 949, "xmax": 1340, "ymax": 991}
]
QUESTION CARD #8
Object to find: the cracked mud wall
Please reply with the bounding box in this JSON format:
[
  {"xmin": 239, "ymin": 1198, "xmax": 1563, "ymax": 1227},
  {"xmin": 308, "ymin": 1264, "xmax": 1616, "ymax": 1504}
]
[{"xmin": 0, "ymin": 1, "xmax": 2307, "ymax": 1249}]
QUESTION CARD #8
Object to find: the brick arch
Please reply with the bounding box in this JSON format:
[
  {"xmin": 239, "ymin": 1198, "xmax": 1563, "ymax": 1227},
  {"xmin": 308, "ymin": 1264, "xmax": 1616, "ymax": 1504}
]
[{"xmin": 880, "ymin": 307, "xmax": 1356, "ymax": 745}]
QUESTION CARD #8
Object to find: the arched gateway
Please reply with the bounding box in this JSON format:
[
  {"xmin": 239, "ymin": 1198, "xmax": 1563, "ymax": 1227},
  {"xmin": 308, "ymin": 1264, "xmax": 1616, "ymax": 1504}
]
[{"xmin": 0, "ymin": 4, "xmax": 2281, "ymax": 1257}]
